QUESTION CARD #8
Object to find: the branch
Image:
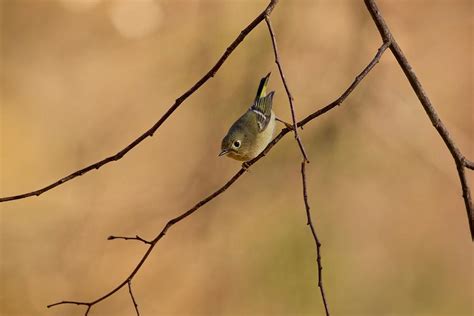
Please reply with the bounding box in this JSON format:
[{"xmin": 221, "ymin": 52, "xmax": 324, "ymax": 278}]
[
  {"xmin": 298, "ymin": 40, "xmax": 390, "ymax": 127},
  {"xmin": 465, "ymin": 159, "xmax": 474, "ymax": 171},
  {"xmin": 265, "ymin": 15, "xmax": 329, "ymax": 314},
  {"xmin": 264, "ymin": 16, "xmax": 309, "ymax": 163},
  {"xmin": 48, "ymin": 42, "xmax": 388, "ymax": 314},
  {"xmin": 46, "ymin": 300, "xmax": 91, "ymax": 315},
  {"xmin": 301, "ymin": 162, "xmax": 330, "ymax": 315},
  {"xmin": 128, "ymin": 280, "xmax": 140, "ymax": 316},
  {"xmin": 0, "ymin": 0, "xmax": 279, "ymax": 203},
  {"xmin": 47, "ymin": 168, "xmax": 248, "ymax": 314},
  {"xmin": 107, "ymin": 235, "xmax": 152, "ymax": 245},
  {"xmin": 364, "ymin": 0, "xmax": 474, "ymax": 241}
]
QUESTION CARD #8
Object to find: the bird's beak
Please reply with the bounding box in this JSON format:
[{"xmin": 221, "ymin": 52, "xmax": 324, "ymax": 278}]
[{"xmin": 218, "ymin": 149, "xmax": 229, "ymax": 157}]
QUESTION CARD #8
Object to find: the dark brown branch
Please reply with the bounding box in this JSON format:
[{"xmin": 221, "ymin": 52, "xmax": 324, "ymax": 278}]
[
  {"xmin": 48, "ymin": 42, "xmax": 388, "ymax": 315},
  {"xmin": 364, "ymin": 0, "xmax": 474, "ymax": 241},
  {"xmin": 301, "ymin": 162, "xmax": 330, "ymax": 316},
  {"xmin": 465, "ymin": 159, "xmax": 474, "ymax": 171},
  {"xmin": 298, "ymin": 40, "xmax": 391, "ymax": 127},
  {"xmin": 128, "ymin": 281, "xmax": 140, "ymax": 316},
  {"xmin": 107, "ymin": 235, "xmax": 152, "ymax": 245},
  {"xmin": 47, "ymin": 168, "xmax": 248, "ymax": 314},
  {"xmin": 0, "ymin": 0, "xmax": 279, "ymax": 203},
  {"xmin": 265, "ymin": 15, "xmax": 330, "ymax": 313},
  {"xmin": 264, "ymin": 16, "xmax": 309, "ymax": 162},
  {"xmin": 46, "ymin": 300, "xmax": 91, "ymax": 314}
]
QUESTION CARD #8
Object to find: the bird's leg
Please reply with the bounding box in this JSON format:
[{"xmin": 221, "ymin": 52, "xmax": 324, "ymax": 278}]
[
  {"xmin": 275, "ymin": 116, "xmax": 294, "ymax": 130},
  {"xmin": 241, "ymin": 161, "xmax": 251, "ymax": 172}
]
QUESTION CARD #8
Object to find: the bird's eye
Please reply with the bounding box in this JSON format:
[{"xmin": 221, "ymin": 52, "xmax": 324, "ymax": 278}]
[{"xmin": 233, "ymin": 140, "xmax": 241, "ymax": 148}]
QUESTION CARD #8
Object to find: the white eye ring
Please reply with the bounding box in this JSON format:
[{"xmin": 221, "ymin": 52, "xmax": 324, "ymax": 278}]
[{"xmin": 233, "ymin": 140, "xmax": 241, "ymax": 148}]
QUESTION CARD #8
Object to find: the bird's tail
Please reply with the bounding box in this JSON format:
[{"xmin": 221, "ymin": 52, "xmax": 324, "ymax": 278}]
[{"xmin": 254, "ymin": 72, "xmax": 271, "ymax": 104}]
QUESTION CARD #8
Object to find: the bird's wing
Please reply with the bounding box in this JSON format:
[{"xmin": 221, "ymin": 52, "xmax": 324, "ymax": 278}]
[{"xmin": 251, "ymin": 91, "xmax": 274, "ymax": 132}]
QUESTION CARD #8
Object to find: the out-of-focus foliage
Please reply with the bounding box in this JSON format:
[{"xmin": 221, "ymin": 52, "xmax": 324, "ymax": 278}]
[{"xmin": 1, "ymin": 0, "xmax": 472, "ymax": 315}]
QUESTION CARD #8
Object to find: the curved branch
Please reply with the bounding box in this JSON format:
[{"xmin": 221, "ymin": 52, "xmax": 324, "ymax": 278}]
[
  {"xmin": 298, "ymin": 40, "xmax": 390, "ymax": 127},
  {"xmin": 265, "ymin": 15, "xmax": 329, "ymax": 314},
  {"xmin": 364, "ymin": 0, "xmax": 474, "ymax": 241},
  {"xmin": 0, "ymin": 0, "xmax": 279, "ymax": 203},
  {"xmin": 47, "ymin": 42, "xmax": 389, "ymax": 315}
]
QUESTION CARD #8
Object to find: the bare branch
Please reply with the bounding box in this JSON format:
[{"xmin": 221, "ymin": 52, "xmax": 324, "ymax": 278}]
[
  {"xmin": 264, "ymin": 15, "xmax": 331, "ymax": 313},
  {"xmin": 128, "ymin": 280, "xmax": 140, "ymax": 316},
  {"xmin": 107, "ymin": 235, "xmax": 152, "ymax": 245},
  {"xmin": 465, "ymin": 159, "xmax": 474, "ymax": 171},
  {"xmin": 48, "ymin": 40, "xmax": 388, "ymax": 314},
  {"xmin": 264, "ymin": 16, "xmax": 309, "ymax": 162},
  {"xmin": 15, "ymin": 1, "xmax": 474, "ymax": 314},
  {"xmin": 0, "ymin": 0, "xmax": 280, "ymax": 203},
  {"xmin": 301, "ymin": 162, "xmax": 330, "ymax": 316},
  {"xmin": 298, "ymin": 40, "xmax": 391, "ymax": 127},
  {"xmin": 364, "ymin": 0, "xmax": 473, "ymax": 241},
  {"xmin": 8, "ymin": 1, "xmax": 471, "ymax": 315},
  {"xmin": 47, "ymin": 167, "xmax": 248, "ymax": 314},
  {"xmin": 47, "ymin": 300, "xmax": 91, "ymax": 315}
]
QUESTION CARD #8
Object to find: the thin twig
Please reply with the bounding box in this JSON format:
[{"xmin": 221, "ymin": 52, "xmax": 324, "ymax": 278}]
[
  {"xmin": 47, "ymin": 168, "xmax": 247, "ymax": 314},
  {"xmin": 301, "ymin": 162, "xmax": 330, "ymax": 316},
  {"xmin": 265, "ymin": 15, "xmax": 330, "ymax": 313},
  {"xmin": 128, "ymin": 280, "xmax": 140, "ymax": 316},
  {"xmin": 298, "ymin": 40, "xmax": 391, "ymax": 127},
  {"xmin": 264, "ymin": 16, "xmax": 309, "ymax": 163},
  {"xmin": 108, "ymin": 235, "xmax": 152, "ymax": 245},
  {"xmin": 0, "ymin": 0, "xmax": 279, "ymax": 203},
  {"xmin": 46, "ymin": 300, "xmax": 91, "ymax": 313},
  {"xmin": 48, "ymin": 42, "xmax": 388, "ymax": 314},
  {"xmin": 364, "ymin": 0, "xmax": 473, "ymax": 241}
]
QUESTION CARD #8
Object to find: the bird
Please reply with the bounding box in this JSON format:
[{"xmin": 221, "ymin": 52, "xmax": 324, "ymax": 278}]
[{"xmin": 219, "ymin": 72, "xmax": 276, "ymax": 162}]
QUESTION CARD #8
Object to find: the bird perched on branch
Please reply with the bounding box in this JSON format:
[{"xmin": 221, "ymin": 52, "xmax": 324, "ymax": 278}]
[{"xmin": 219, "ymin": 72, "xmax": 276, "ymax": 162}]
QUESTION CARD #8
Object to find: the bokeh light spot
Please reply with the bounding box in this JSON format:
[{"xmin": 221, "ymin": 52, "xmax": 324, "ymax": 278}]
[{"xmin": 109, "ymin": 0, "xmax": 162, "ymax": 39}]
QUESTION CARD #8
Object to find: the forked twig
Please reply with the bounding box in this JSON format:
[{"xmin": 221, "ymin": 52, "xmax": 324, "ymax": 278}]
[
  {"xmin": 47, "ymin": 168, "xmax": 247, "ymax": 314},
  {"xmin": 47, "ymin": 41, "xmax": 390, "ymax": 315},
  {"xmin": 8, "ymin": 0, "xmax": 472, "ymax": 315},
  {"xmin": 0, "ymin": 0, "xmax": 279, "ymax": 203}
]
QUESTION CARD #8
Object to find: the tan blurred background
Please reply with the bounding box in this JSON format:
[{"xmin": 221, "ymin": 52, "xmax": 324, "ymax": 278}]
[{"xmin": 1, "ymin": 0, "xmax": 473, "ymax": 315}]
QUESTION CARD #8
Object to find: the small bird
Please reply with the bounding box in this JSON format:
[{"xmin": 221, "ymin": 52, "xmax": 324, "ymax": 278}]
[{"xmin": 219, "ymin": 73, "xmax": 276, "ymax": 162}]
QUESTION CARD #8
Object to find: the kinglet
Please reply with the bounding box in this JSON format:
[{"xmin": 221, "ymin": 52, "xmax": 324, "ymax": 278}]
[{"xmin": 219, "ymin": 73, "xmax": 276, "ymax": 161}]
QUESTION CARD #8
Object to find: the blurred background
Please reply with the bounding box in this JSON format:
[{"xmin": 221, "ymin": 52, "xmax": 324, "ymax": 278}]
[{"xmin": 1, "ymin": 0, "xmax": 473, "ymax": 315}]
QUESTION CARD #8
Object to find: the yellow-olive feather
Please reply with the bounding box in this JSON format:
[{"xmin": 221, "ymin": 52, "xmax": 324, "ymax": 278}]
[{"xmin": 254, "ymin": 72, "xmax": 271, "ymax": 103}]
